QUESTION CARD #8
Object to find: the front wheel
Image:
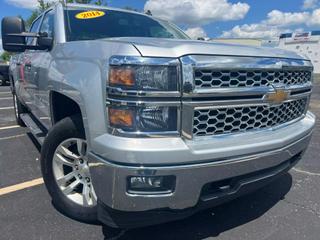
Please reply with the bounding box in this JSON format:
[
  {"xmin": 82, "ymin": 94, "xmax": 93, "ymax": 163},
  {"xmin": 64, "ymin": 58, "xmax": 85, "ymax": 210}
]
[{"xmin": 41, "ymin": 115, "xmax": 98, "ymax": 223}]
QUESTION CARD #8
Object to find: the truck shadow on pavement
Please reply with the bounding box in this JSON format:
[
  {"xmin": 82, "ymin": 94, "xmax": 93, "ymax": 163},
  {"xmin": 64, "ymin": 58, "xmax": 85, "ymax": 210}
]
[
  {"xmin": 25, "ymin": 132, "xmax": 293, "ymax": 240},
  {"xmin": 109, "ymin": 173, "xmax": 292, "ymax": 240}
]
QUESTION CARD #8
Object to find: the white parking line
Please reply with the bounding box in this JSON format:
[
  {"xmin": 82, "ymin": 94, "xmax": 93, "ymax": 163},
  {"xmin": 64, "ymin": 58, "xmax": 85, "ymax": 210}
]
[
  {"xmin": 0, "ymin": 134, "xmax": 25, "ymax": 141},
  {"xmin": 0, "ymin": 97, "xmax": 12, "ymax": 100},
  {"xmin": 0, "ymin": 178, "xmax": 44, "ymax": 197},
  {"xmin": 0, "ymin": 107, "xmax": 14, "ymax": 110},
  {"xmin": 0, "ymin": 125, "xmax": 19, "ymax": 131},
  {"xmin": 0, "ymin": 92, "xmax": 11, "ymax": 95},
  {"xmin": 292, "ymin": 167, "xmax": 320, "ymax": 177}
]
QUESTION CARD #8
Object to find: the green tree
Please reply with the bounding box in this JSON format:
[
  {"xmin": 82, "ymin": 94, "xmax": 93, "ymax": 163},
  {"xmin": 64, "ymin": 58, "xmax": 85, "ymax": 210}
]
[
  {"xmin": 25, "ymin": 0, "xmax": 53, "ymax": 28},
  {"xmin": 94, "ymin": 0, "xmax": 103, "ymax": 5},
  {"xmin": 38, "ymin": 0, "xmax": 54, "ymax": 11},
  {"xmin": 26, "ymin": 11, "xmax": 39, "ymax": 28},
  {"xmin": 0, "ymin": 51, "xmax": 12, "ymax": 62}
]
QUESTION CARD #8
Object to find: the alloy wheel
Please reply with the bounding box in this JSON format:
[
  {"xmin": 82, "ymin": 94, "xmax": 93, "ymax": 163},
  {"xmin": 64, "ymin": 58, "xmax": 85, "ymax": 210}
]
[{"xmin": 52, "ymin": 138, "xmax": 97, "ymax": 207}]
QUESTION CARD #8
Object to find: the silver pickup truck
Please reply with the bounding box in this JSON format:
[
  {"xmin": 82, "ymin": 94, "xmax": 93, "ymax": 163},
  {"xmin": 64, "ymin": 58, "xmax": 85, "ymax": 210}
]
[{"xmin": 1, "ymin": 2, "xmax": 315, "ymax": 231}]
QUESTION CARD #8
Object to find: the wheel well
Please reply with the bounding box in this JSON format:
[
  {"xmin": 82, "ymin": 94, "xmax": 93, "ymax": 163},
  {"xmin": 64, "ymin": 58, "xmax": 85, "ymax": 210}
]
[{"xmin": 50, "ymin": 91, "xmax": 83, "ymax": 125}]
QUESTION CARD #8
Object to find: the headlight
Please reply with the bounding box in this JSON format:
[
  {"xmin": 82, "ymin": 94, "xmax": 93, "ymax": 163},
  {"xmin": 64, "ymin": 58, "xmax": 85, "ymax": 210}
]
[
  {"xmin": 107, "ymin": 56, "xmax": 180, "ymax": 137},
  {"xmin": 108, "ymin": 105, "xmax": 178, "ymax": 134},
  {"xmin": 108, "ymin": 56, "xmax": 180, "ymax": 93}
]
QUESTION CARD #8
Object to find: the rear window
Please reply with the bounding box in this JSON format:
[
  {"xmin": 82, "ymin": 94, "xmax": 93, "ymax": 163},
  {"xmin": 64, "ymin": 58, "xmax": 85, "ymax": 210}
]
[{"xmin": 64, "ymin": 9, "xmax": 189, "ymax": 41}]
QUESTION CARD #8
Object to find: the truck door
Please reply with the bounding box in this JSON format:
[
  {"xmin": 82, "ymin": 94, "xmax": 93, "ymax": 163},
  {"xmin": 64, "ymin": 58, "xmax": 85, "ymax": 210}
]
[
  {"xmin": 31, "ymin": 10, "xmax": 55, "ymax": 129},
  {"xmin": 20, "ymin": 16, "xmax": 43, "ymax": 113}
]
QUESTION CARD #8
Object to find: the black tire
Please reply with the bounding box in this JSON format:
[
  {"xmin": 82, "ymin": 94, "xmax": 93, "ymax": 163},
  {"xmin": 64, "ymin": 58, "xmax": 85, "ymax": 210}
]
[
  {"xmin": 40, "ymin": 115, "xmax": 98, "ymax": 224},
  {"xmin": 0, "ymin": 75, "xmax": 5, "ymax": 86},
  {"xmin": 12, "ymin": 92, "xmax": 27, "ymax": 126},
  {"xmin": 102, "ymin": 225, "xmax": 125, "ymax": 239}
]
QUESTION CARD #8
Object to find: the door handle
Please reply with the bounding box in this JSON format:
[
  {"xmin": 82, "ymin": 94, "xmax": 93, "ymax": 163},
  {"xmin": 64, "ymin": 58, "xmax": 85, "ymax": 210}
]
[{"xmin": 25, "ymin": 64, "xmax": 32, "ymax": 71}]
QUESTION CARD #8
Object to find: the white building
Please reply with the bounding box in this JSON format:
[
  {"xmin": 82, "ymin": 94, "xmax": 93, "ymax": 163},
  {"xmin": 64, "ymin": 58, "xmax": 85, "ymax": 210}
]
[
  {"xmin": 209, "ymin": 38, "xmax": 279, "ymax": 47},
  {"xmin": 210, "ymin": 38, "xmax": 263, "ymax": 47},
  {"xmin": 278, "ymin": 31, "xmax": 320, "ymax": 73}
]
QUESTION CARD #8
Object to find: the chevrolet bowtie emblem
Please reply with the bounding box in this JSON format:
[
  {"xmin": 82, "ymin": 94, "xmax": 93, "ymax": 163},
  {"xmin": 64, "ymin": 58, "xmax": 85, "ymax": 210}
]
[{"xmin": 265, "ymin": 88, "xmax": 290, "ymax": 105}]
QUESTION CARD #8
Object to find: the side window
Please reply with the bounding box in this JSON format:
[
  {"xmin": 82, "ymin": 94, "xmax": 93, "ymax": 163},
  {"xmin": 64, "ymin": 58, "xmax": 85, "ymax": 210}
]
[
  {"xmin": 40, "ymin": 11, "xmax": 54, "ymax": 38},
  {"xmin": 27, "ymin": 17, "xmax": 42, "ymax": 45}
]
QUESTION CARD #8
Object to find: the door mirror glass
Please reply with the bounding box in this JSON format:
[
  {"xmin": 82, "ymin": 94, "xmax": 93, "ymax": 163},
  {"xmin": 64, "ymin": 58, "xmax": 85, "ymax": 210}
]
[{"xmin": 1, "ymin": 17, "xmax": 26, "ymax": 52}]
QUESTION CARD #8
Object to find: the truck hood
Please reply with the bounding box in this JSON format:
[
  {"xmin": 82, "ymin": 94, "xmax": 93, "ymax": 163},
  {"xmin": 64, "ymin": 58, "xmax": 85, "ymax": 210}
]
[{"xmin": 105, "ymin": 37, "xmax": 307, "ymax": 60}]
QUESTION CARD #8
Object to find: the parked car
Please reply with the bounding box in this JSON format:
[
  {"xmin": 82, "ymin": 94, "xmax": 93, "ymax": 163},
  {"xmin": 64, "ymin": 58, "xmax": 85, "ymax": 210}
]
[
  {"xmin": 1, "ymin": 2, "xmax": 315, "ymax": 237},
  {"xmin": 0, "ymin": 62, "xmax": 10, "ymax": 86}
]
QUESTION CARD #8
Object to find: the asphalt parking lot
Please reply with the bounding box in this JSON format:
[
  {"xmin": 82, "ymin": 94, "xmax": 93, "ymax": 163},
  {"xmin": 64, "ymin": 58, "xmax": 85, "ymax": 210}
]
[{"xmin": 0, "ymin": 81, "xmax": 319, "ymax": 240}]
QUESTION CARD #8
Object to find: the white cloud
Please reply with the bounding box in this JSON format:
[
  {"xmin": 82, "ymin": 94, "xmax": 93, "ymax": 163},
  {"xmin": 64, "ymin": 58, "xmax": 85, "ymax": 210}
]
[
  {"xmin": 144, "ymin": 0, "xmax": 250, "ymax": 26},
  {"xmin": 5, "ymin": 0, "xmax": 56, "ymax": 9},
  {"xmin": 303, "ymin": 0, "xmax": 319, "ymax": 9},
  {"xmin": 266, "ymin": 10, "xmax": 309, "ymax": 27},
  {"xmin": 310, "ymin": 8, "xmax": 320, "ymax": 25},
  {"xmin": 5, "ymin": 0, "xmax": 39, "ymax": 9},
  {"xmin": 265, "ymin": 9, "xmax": 320, "ymax": 28},
  {"xmin": 222, "ymin": 8, "xmax": 320, "ymax": 39},
  {"xmin": 185, "ymin": 27, "xmax": 207, "ymax": 39},
  {"xmin": 222, "ymin": 23, "xmax": 284, "ymax": 39}
]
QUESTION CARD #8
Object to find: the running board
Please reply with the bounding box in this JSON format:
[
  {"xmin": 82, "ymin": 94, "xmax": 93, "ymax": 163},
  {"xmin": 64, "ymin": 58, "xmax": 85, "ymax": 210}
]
[{"xmin": 20, "ymin": 113, "xmax": 46, "ymax": 145}]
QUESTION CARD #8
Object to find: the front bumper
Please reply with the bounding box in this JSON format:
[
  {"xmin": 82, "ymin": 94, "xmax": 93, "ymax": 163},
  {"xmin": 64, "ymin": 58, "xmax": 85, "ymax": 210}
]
[
  {"xmin": 88, "ymin": 112, "xmax": 315, "ymax": 226},
  {"xmin": 96, "ymin": 152, "xmax": 303, "ymax": 228}
]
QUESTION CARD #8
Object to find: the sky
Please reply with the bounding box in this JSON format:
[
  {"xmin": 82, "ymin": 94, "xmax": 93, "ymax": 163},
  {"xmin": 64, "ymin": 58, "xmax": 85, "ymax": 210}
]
[{"xmin": 1, "ymin": 0, "xmax": 320, "ymax": 53}]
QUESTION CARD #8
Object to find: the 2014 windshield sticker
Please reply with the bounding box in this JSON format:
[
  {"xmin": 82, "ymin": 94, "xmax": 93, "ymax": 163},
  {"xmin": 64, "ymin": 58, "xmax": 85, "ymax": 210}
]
[{"xmin": 75, "ymin": 11, "xmax": 105, "ymax": 19}]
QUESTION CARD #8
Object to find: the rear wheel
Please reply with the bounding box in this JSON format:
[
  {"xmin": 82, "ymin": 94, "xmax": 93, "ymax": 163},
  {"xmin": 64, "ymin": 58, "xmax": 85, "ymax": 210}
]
[
  {"xmin": 0, "ymin": 75, "xmax": 5, "ymax": 86},
  {"xmin": 41, "ymin": 115, "xmax": 98, "ymax": 223},
  {"xmin": 13, "ymin": 92, "xmax": 27, "ymax": 126}
]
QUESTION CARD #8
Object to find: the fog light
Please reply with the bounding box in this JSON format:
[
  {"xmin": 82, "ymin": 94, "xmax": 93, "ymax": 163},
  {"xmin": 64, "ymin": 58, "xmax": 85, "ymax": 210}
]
[{"xmin": 128, "ymin": 176, "xmax": 175, "ymax": 195}]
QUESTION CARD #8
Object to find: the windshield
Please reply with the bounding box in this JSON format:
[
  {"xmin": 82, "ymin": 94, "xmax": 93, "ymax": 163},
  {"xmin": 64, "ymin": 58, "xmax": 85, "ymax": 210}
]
[{"xmin": 64, "ymin": 9, "xmax": 190, "ymax": 41}]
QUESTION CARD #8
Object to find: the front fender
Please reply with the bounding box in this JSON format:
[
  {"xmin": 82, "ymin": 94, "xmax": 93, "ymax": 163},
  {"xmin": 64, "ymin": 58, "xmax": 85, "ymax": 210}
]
[{"xmin": 48, "ymin": 40, "xmax": 140, "ymax": 148}]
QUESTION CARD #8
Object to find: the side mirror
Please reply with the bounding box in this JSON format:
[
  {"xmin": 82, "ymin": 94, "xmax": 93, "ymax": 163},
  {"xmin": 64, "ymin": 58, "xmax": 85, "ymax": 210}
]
[
  {"xmin": 197, "ymin": 37, "xmax": 205, "ymax": 41},
  {"xmin": 1, "ymin": 17, "xmax": 26, "ymax": 52},
  {"xmin": 38, "ymin": 32, "xmax": 53, "ymax": 50}
]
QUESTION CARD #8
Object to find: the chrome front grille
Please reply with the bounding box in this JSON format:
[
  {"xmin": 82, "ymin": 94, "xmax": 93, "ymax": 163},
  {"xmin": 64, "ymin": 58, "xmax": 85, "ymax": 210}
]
[
  {"xmin": 193, "ymin": 98, "xmax": 308, "ymax": 137},
  {"xmin": 180, "ymin": 55, "xmax": 313, "ymax": 139},
  {"xmin": 194, "ymin": 70, "xmax": 312, "ymax": 88}
]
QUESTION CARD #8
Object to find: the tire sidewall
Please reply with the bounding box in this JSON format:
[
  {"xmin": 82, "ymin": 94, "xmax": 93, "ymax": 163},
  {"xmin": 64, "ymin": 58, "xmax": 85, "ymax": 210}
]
[
  {"xmin": 41, "ymin": 115, "xmax": 98, "ymax": 224},
  {"xmin": 0, "ymin": 75, "xmax": 4, "ymax": 86}
]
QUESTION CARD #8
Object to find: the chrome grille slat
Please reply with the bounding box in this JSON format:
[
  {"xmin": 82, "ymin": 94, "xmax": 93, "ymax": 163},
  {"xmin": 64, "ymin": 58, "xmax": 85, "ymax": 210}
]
[
  {"xmin": 193, "ymin": 99, "xmax": 307, "ymax": 137},
  {"xmin": 194, "ymin": 69, "xmax": 312, "ymax": 88}
]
